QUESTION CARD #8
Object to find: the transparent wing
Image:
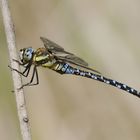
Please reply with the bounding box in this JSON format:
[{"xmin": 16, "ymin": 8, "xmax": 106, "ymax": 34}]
[
  {"xmin": 56, "ymin": 54, "xmax": 88, "ymax": 67},
  {"xmin": 40, "ymin": 36, "xmax": 101, "ymax": 74},
  {"xmin": 57, "ymin": 55, "xmax": 101, "ymax": 74},
  {"xmin": 40, "ymin": 37, "xmax": 71, "ymax": 54},
  {"xmin": 40, "ymin": 36, "xmax": 88, "ymax": 66}
]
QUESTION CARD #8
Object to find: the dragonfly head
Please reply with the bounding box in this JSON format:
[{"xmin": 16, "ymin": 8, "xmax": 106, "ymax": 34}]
[{"xmin": 19, "ymin": 47, "xmax": 34, "ymax": 64}]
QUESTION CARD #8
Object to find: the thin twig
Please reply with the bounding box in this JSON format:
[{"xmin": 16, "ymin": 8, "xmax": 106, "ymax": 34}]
[{"xmin": 0, "ymin": 0, "xmax": 31, "ymax": 140}]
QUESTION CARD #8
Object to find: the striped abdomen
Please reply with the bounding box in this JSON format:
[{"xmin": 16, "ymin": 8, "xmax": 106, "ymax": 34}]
[{"xmin": 54, "ymin": 63, "xmax": 140, "ymax": 98}]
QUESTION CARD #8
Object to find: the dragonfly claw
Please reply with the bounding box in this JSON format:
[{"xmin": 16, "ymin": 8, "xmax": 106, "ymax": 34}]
[
  {"xmin": 12, "ymin": 59, "xmax": 24, "ymax": 65},
  {"xmin": 12, "ymin": 59, "xmax": 18, "ymax": 62},
  {"xmin": 18, "ymin": 83, "xmax": 31, "ymax": 90},
  {"xmin": 8, "ymin": 65, "xmax": 14, "ymax": 71},
  {"xmin": 18, "ymin": 86, "xmax": 23, "ymax": 90}
]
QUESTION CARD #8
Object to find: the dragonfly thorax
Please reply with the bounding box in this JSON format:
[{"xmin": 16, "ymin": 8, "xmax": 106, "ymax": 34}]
[{"xmin": 19, "ymin": 47, "xmax": 34, "ymax": 64}]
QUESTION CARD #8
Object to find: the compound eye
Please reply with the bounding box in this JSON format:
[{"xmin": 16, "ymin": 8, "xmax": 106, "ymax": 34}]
[
  {"xmin": 25, "ymin": 48, "xmax": 34, "ymax": 60},
  {"xmin": 19, "ymin": 47, "xmax": 34, "ymax": 64}
]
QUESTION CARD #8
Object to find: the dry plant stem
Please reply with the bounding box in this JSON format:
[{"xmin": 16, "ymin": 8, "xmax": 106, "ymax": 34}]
[{"xmin": 0, "ymin": 0, "xmax": 31, "ymax": 140}]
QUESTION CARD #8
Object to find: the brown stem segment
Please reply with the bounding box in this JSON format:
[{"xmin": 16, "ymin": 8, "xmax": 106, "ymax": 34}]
[{"xmin": 0, "ymin": 0, "xmax": 31, "ymax": 139}]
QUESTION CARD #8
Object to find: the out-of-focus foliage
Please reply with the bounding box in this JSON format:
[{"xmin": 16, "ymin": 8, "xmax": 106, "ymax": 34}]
[{"xmin": 1, "ymin": 0, "xmax": 140, "ymax": 140}]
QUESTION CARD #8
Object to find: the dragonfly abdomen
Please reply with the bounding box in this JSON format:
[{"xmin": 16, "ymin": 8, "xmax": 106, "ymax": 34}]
[
  {"xmin": 53, "ymin": 63, "xmax": 74, "ymax": 74},
  {"xmin": 57, "ymin": 63, "xmax": 140, "ymax": 98}
]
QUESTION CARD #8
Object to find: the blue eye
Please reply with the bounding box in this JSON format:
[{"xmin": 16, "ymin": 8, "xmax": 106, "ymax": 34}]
[
  {"xmin": 19, "ymin": 47, "xmax": 34, "ymax": 63},
  {"xmin": 26, "ymin": 48, "xmax": 34, "ymax": 54},
  {"xmin": 25, "ymin": 48, "xmax": 34, "ymax": 60}
]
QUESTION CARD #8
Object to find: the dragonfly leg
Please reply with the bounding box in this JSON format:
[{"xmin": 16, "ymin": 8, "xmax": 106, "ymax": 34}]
[
  {"xmin": 12, "ymin": 59, "xmax": 25, "ymax": 66},
  {"xmin": 8, "ymin": 64, "xmax": 31, "ymax": 77},
  {"xmin": 19, "ymin": 66, "xmax": 39, "ymax": 89}
]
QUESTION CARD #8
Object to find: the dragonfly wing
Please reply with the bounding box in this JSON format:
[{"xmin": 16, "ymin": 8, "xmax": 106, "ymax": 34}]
[
  {"xmin": 56, "ymin": 55, "xmax": 101, "ymax": 74},
  {"xmin": 40, "ymin": 37, "xmax": 88, "ymax": 65},
  {"xmin": 40, "ymin": 37, "xmax": 101, "ymax": 74},
  {"xmin": 64, "ymin": 54, "xmax": 88, "ymax": 66},
  {"xmin": 40, "ymin": 37, "xmax": 72, "ymax": 54}
]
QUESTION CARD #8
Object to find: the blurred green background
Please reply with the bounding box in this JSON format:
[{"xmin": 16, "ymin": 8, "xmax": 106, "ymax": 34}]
[{"xmin": 1, "ymin": 0, "xmax": 140, "ymax": 140}]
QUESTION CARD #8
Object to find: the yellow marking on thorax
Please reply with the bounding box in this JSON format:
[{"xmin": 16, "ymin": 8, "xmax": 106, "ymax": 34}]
[
  {"xmin": 33, "ymin": 48, "xmax": 56, "ymax": 68},
  {"xmin": 42, "ymin": 59, "xmax": 56, "ymax": 67},
  {"xmin": 34, "ymin": 55, "xmax": 48, "ymax": 62}
]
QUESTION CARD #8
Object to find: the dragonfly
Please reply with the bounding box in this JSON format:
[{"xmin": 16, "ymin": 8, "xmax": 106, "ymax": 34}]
[{"xmin": 10, "ymin": 37, "xmax": 140, "ymax": 98}]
